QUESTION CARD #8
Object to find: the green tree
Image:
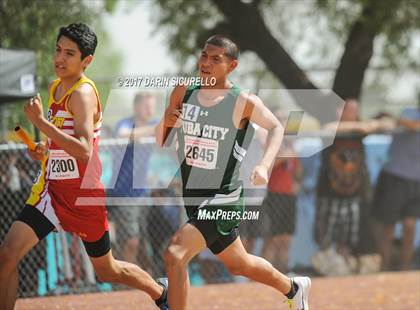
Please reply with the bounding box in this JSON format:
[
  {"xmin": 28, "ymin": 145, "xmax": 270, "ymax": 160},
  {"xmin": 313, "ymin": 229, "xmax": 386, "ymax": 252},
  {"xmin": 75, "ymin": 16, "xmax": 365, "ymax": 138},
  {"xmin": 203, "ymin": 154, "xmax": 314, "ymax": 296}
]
[
  {"xmin": 0, "ymin": 0, "xmax": 120, "ymax": 139},
  {"xmin": 88, "ymin": 27, "xmax": 123, "ymax": 110},
  {"xmin": 152, "ymin": 0, "xmax": 419, "ymax": 122},
  {"xmin": 2, "ymin": 0, "xmax": 88, "ymax": 88},
  {"xmin": 0, "ymin": 0, "xmax": 119, "ymax": 87}
]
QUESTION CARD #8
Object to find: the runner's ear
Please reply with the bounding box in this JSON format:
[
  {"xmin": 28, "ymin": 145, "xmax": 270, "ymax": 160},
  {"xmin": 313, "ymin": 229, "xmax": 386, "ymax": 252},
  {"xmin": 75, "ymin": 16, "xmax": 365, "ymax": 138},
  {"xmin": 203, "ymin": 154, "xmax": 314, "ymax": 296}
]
[{"xmin": 228, "ymin": 59, "xmax": 238, "ymax": 73}]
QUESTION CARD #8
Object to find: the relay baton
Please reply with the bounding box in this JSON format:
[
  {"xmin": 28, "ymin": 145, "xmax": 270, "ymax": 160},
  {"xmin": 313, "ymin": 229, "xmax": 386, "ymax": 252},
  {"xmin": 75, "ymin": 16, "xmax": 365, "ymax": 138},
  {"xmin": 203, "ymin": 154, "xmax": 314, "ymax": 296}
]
[{"xmin": 14, "ymin": 125, "xmax": 37, "ymax": 151}]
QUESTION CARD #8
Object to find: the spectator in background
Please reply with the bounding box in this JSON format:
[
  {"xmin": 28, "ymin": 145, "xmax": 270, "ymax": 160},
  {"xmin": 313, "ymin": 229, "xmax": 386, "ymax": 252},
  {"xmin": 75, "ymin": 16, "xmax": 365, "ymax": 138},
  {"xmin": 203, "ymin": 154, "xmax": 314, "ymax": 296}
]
[
  {"xmin": 147, "ymin": 187, "xmax": 181, "ymax": 276},
  {"xmin": 313, "ymin": 99, "xmax": 388, "ymax": 275},
  {"xmin": 241, "ymin": 109, "xmax": 303, "ymax": 273},
  {"xmin": 16, "ymin": 152, "xmax": 36, "ymax": 191},
  {"xmin": 146, "ymin": 146, "xmax": 183, "ymax": 277},
  {"xmin": 108, "ymin": 92, "xmax": 157, "ymax": 267},
  {"xmin": 240, "ymin": 124, "xmax": 267, "ymax": 254},
  {"xmin": 260, "ymin": 122, "xmax": 302, "ymax": 273},
  {"xmin": 98, "ymin": 125, "xmax": 114, "ymax": 188},
  {"xmin": 0, "ymin": 150, "xmax": 44, "ymax": 297},
  {"xmin": 7, "ymin": 154, "xmax": 21, "ymax": 192},
  {"xmin": 1, "ymin": 150, "xmax": 37, "ymax": 193},
  {"xmin": 372, "ymin": 103, "xmax": 420, "ymax": 270}
]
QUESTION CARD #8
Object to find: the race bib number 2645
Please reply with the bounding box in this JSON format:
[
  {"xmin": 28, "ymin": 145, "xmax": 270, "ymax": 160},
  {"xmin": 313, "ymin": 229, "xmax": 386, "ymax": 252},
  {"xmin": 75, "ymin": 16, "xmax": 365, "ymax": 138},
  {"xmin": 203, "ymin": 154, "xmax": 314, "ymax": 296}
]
[{"xmin": 184, "ymin": 135, "xmax": 218, "ymax": 170}]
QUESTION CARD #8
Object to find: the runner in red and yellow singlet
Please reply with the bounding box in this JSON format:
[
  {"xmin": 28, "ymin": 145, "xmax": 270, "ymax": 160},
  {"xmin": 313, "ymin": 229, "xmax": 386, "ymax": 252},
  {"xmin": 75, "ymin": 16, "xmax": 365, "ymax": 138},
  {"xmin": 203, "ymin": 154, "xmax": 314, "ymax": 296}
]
[{"xmin": 0, "ymin": 23, "xmax": 169, "ymax": 310}]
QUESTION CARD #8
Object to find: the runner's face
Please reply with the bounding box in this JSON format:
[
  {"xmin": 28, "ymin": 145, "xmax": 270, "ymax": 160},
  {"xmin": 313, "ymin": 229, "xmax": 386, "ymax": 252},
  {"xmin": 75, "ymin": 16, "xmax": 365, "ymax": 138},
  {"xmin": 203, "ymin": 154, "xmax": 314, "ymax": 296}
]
[
  {"xmin": 54, "ymin": 36, "xmax": 92, "ymax": 79},
  {"xmin": 198, "ymin": 44, "xmax": 237, "ymax": 83}
]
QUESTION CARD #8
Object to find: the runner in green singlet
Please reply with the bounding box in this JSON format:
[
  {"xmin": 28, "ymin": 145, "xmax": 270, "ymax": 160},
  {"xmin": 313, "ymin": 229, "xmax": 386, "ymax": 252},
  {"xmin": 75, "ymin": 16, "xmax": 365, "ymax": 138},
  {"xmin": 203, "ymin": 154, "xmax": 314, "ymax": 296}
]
[{"xmin": 155, "ymin": 35, "xmax": 311, "ymax": 310}]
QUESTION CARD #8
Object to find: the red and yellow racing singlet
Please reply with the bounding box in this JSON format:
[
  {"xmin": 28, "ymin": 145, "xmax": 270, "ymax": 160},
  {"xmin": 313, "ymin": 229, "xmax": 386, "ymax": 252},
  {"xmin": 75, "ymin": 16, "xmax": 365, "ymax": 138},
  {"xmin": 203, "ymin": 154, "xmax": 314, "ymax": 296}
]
[{"xmin": 27, "ymin": 76, "xmax": 104, "ymax": 206}]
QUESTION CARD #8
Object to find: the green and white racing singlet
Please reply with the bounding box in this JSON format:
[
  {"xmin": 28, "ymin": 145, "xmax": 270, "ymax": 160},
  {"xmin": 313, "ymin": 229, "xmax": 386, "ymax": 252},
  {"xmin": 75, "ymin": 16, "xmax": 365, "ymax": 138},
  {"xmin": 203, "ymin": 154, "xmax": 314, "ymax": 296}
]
[{"xmin": 177, "ymin": 84, "xmax": 255, "ymax": 205}]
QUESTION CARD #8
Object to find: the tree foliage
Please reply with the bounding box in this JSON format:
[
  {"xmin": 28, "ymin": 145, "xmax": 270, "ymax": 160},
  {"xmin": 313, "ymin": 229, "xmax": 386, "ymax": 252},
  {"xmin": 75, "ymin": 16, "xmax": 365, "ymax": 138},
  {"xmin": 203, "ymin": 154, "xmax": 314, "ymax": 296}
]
[
  {"xmin": 0, "ymin": 0, "xmax": 119, "ymax": 87},
  {"xmin": 152, "ymin": 0, "xmax": 419, "ymax": 119},
  {"xmin": 0, "ymin": 0, "xmax": 120, "ymax": 140}
]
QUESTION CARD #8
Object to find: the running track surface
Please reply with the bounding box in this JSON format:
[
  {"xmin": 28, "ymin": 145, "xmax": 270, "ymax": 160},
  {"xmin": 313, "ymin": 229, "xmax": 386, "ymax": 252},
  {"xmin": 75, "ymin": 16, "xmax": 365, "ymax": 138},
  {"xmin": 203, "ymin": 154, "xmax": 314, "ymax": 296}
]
[{"xmin": 16, "ymin": 271, "xmax": 420, "ymax": 310}]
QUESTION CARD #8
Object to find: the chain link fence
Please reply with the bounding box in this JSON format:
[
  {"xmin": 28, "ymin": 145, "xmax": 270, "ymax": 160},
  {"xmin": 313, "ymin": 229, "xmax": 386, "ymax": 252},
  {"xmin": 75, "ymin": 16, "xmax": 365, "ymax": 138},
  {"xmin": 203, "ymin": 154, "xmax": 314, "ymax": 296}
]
[{"xmin": 1, "ymin": 134, "xmax": 419, "ymax": 298}]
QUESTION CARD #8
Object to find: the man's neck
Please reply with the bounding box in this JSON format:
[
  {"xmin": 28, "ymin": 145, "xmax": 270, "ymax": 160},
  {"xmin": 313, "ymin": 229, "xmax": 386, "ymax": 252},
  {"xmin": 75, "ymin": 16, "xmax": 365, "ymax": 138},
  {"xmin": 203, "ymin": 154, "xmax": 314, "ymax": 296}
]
[
  {"xmin": 59, "ymin": 74, "xmax": 84, "ymax": 91},
  {"xmin": 200, "ymin": 78, "xmax": 232, "ymax": 99},
  {"xmin": 201, "ymin": 77, "xmax": 231, "ymax": 90}
]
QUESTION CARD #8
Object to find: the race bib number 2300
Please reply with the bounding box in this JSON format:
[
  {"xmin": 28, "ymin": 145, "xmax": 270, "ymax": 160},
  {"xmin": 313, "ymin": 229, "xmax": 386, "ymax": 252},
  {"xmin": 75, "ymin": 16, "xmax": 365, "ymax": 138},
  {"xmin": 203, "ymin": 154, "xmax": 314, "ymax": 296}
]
[
  {"xmin": 184, "ymin": 135, "xmax": 218, "ymax": 170},
  {"xmin": 48, "ymin": 150, "xmax": 80, "ymax": 180}
]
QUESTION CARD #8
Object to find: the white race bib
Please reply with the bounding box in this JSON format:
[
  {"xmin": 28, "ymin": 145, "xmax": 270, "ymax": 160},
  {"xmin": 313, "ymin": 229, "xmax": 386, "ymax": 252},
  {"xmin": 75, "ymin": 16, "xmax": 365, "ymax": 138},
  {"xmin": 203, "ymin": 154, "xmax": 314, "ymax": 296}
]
[
  {"xmin": 184, "ymin": 135, "xmax": 218, "ymax": 170},
  {"xmin": 48, "ymin": 150, "xmax": 80, "ymax": 180}
]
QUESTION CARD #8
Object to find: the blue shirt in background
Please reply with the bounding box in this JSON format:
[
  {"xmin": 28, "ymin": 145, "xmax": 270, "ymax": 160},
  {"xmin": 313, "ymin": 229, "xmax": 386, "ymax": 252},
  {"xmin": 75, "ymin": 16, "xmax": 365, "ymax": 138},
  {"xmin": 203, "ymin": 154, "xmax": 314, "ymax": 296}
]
[
  {"xmin": 384, "ymin": 107, "xmax": 420, "ymax": 182},
  {"xmin": 107, "ymin": 117, "xmax": 158, "ymax": 197}
]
